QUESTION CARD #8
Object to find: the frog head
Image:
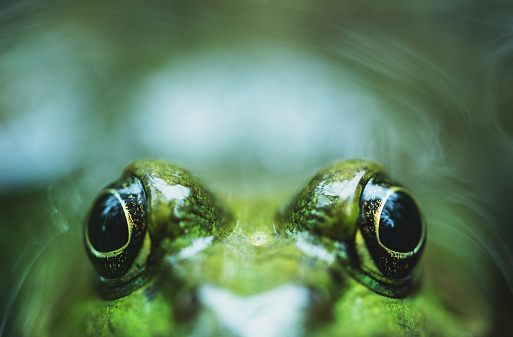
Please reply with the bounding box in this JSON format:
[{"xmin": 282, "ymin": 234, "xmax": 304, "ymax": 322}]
[{"xmin": 57, "ymin": 158, "xmax": 485, "ymax": 337}]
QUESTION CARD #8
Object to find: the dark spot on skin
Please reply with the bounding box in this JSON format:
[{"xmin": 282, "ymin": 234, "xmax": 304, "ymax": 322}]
[
  {"xmin": 144, "ymin": 275, "xmax": 166, "ymax": 302},
  {"xmin": 144, "ymin": 283, "xmax": 159, "ymax": 302},
  {"xmin": 108, "ymin": 319, "xmax": 116, "ymax": 334},
  {"xmin": 174, "ymin": 287, "xmax": 199, "ymax": 322},
  {"xmin": 307, "ymin": 287, "xmax": 332, "ymax": 324},
  {"xmin": 397, "ymin": 322, "xmax": 420, "ymax": 337},
  {"xmin": 318, "ymin": 217, "xmax": 326, "ymax": 223},
  {"xmin": 328, "ymin": 267, "xmax": 344, "ymax": 286}
]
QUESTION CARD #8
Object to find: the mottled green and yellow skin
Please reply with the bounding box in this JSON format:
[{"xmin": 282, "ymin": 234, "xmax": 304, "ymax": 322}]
[{"xmin": 44, "ymin": 159, "xmax": 491, "ymax": 337}]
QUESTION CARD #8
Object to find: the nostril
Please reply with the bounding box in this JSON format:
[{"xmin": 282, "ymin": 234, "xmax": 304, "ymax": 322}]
[
  {"xmin": 307, "ymin": 287, "xmax": 334, "ymax": 324},
  {"xmin": 174, "ymin": 287, "xmax": 200, "ymax": 322}
]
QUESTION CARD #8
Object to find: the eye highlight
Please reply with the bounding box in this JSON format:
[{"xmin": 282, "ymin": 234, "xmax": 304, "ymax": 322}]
[
  {"xmin": 85, "ymin": 175, "xmax": 149, "ymax": 280},
  {"xmin": 378, "ymin": 190, "xmax": 423, "ymax": 253},
  {"xmin": 88, "ymin": 193, "xmax": 129, "ymax": 253}
]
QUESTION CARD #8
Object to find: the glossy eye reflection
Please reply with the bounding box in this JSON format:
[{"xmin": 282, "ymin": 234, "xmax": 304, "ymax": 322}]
[
  {"xmin": 88, "ymin": 193, "xmax": 129, "ymax": 253},
  {"xmin": 85, "ymin": 174, "xmax": 148, "ymax": 280},
  {"xmin": 378, "ymin": 191, "xmax": 423, "ymax": 253},
  {"xmin": 359, "ymin": 175, "xmax": 426, "ymax": 280}
]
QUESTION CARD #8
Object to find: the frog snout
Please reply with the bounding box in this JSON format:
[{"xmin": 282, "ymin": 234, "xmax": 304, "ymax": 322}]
[{"xmin": 194, "ymin": 283, "xmax": 321, "ymax": 337}]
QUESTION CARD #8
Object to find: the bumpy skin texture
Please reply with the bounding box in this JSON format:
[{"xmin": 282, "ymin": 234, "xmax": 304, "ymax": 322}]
[
  {"xmin": 281, "ymin": 159, "xmax": 384, "ymax": 242},
  {"xmin": 58, "ymin": 160, "xmax": 490, "ymax": 337},
  {"xmin": 127, "ymin": 160, "xmax": 234, "ymax": 242}
]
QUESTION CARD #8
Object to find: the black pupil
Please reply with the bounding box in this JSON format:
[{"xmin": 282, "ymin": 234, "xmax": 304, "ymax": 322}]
[
  {"xmin": 88, "ymin": 193, "xmax": 129, "ymax": 252},
  {"xmin": 378, "ymin": 191, "xmax": 422, "ymax": 253}
]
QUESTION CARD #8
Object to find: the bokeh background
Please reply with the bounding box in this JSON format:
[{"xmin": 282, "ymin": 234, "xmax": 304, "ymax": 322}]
[{"xmin": 1, "ymin": 0, "xmax": 512, "ymax": 335}]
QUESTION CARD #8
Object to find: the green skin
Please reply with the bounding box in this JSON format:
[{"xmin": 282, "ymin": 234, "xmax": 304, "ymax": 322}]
[{"xmin": 49, "ymin": 159, "xmax": 489, "ymax": 337}]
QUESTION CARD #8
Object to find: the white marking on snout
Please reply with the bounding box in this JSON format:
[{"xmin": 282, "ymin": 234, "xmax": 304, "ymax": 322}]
[{"xmin": 198, "ymin": 284, "xmax": 310, "ymax": 337}]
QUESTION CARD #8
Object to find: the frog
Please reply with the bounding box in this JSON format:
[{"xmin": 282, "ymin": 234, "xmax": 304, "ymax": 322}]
[
  {"xmin": 45, "ymin": 159, "xmax": 489, "ymax": 337},
  {"xmin": 1, "ymin": 0, "xmax": 512, "ymax": 335}
]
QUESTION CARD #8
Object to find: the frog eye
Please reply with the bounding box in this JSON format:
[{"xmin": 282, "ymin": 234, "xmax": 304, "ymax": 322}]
[
  {"xmin": 280, "ymin": 160, "xmax": 425, "ymax": 297},
  {"xmin": 85, "ymin": 175, "xmax": 150, "ymax": 280},
  {"xmin": 357, "ymin": 174, "xmax": 426, "ymax": 279}
]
